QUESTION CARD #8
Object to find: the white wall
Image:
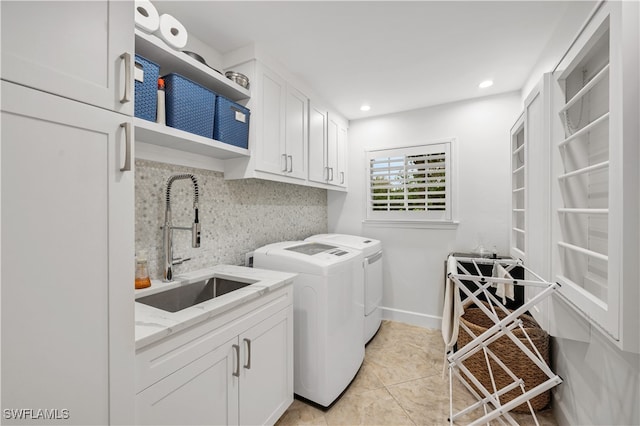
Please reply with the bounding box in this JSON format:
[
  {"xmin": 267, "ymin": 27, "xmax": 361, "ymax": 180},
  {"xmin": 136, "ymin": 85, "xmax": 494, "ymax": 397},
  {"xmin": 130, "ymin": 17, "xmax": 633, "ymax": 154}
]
[{"xmin": 328, "ymin": 92, "xmax": 521, "ymax": 328}]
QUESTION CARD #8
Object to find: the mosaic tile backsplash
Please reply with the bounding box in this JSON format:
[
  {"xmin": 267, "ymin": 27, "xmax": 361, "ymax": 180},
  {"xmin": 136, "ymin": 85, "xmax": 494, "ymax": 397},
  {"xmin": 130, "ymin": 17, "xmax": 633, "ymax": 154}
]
[{"xmin": 135, "ymin": 159, "xmax": 328, "ymax": 279}]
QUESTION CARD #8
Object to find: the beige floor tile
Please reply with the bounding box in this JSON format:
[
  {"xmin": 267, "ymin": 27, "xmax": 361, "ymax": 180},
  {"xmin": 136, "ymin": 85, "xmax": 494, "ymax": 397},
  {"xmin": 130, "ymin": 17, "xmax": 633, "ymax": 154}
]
[
  {"xmin": 366, "ymin": 340, "xmax": 443, "ymax": 386},
  {"xmin": 346, "ymin": 359, "xmax": 386, "ymax": 395},
  {"xmin": 386, "ymin": 373, "xmax": 479, "ymax": 425},
  {"xmin": 324, "ymin": 387, "xmax": 414, "ymax": 426},
  {"xmin": 367, "ymin": 320, "xmax": 442, "ymax": 353},
  {"xmin": 275, "ymin": 399, "xmax": 328, "ymax": 426}
]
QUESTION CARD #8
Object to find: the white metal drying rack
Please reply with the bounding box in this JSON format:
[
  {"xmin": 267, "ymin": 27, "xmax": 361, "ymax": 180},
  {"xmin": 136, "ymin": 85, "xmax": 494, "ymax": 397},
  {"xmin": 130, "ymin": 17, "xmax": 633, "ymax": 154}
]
[{"xmin": 446, "ymin": 255, "xmax": 562, "ymax": 426}]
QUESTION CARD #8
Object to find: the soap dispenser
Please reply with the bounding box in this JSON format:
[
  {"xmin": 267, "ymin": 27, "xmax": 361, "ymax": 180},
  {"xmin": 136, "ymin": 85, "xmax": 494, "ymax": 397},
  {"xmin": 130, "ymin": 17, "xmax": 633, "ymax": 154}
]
[{"xmin": 135, "ymin": 252, "xmax": 151, "ymax": 289}]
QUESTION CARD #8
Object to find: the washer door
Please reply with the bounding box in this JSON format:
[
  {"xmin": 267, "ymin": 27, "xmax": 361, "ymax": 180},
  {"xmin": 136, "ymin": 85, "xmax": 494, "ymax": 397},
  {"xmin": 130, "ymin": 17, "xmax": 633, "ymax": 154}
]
[{"xmin": 364, "ymin": 251, "xmax": 383, "ymax": 315}]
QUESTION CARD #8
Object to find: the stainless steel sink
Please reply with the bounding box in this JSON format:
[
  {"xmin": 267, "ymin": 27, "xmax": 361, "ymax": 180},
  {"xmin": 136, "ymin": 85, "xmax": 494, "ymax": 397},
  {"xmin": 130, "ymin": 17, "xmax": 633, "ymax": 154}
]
[{"xmin": 137, "ymin": 276, "xmax": 257, "ymax": 312}]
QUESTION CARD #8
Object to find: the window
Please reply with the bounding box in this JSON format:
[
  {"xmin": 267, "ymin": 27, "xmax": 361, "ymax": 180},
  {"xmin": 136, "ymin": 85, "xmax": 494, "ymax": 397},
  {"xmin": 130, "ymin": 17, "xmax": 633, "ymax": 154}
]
[{"xmin": 366, "ymin": 141, "xmax": 453, "ymax": 223}]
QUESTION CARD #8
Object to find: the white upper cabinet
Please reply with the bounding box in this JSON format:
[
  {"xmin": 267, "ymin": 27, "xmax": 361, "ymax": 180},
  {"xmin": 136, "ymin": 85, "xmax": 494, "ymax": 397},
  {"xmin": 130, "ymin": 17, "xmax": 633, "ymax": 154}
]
[
  {"xmin": 550, "ymin": 0, "xmax": 639, "ymax": 352},
  {"xmin": 1, "ymin": 0, "xmax": 134, "ymax": 115},
  {"xmin": 251, "ymin": 63, "xmax": 308, "ymax": 180},
  {"xmin": 308, "ymin": 101, "xmax": 329, "ymax": 184},
  {"xmin": 335, "ymin": 115, "xmax": 349, "ymax": 188},
  {"xmin": 253, "ymin": 64, "xmax": 287, "ymax": 174},
  {"xmin": 223, "ymin": 55, "xmax": 348, "ymax": 191},
  {"xmin": 284, "ymin": 84, "xmax": 309, "ymax": 179},
  {"xmin": 309, "ymin": 101, "xmax": 349, "ymax": 188}
]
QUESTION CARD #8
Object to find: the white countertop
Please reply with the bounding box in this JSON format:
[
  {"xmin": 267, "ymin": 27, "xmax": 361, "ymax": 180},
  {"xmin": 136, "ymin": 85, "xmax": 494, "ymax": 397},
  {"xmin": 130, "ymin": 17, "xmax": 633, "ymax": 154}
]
[{"xmin": 135, "ymin": 265, "xmax": 296, "ymax": 350}]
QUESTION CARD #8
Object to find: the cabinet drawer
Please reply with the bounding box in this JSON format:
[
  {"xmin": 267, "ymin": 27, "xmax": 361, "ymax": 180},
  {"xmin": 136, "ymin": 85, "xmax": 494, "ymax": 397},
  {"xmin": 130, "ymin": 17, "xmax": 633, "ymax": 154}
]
[{"xmin": 136, "ymin": 285, "xmax": 292, "ymax": 393}]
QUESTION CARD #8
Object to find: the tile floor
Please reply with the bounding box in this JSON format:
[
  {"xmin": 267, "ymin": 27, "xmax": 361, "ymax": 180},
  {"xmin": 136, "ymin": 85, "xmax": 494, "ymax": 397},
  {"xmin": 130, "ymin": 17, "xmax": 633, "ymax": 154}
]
[{"xmin": 276, "ymin": 320, "xmax": 557, "ymax": 426}]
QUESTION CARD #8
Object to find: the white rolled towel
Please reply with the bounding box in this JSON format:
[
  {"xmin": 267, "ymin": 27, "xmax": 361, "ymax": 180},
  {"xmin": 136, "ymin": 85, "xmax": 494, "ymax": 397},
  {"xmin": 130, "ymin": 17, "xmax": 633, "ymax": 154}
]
[
  {"xmin": 442, "ymin": 255, "xmax": 464, "ymax": 376},
  {"xmin": 492, "ymin": 262, "xmax": 515, "ymax": 304}
]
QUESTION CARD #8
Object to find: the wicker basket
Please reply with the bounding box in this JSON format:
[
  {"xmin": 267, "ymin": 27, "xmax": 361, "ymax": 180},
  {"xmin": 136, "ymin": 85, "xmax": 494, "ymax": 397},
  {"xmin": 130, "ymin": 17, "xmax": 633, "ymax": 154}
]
[
  {"xmin": 213, "ymin": 96, "xmax": 250, "ymax": 148},
  {"xmin": 134, "ymin": 55, "xmax": 160, "ymax": 122},
  {"xmin": 163, "ymin": 73, "xmax": 216, "ymax": 138},
  {"xmin": 457, "ymin": 303, "xmax": 550, "ymax": 413}
]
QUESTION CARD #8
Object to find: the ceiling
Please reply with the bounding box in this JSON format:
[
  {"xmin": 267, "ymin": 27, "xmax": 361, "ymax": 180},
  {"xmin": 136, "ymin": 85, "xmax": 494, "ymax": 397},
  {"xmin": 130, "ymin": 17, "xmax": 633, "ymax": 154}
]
[{"xmin": 157, "ymin": 1, "xmax": 578, "ymax": 120}]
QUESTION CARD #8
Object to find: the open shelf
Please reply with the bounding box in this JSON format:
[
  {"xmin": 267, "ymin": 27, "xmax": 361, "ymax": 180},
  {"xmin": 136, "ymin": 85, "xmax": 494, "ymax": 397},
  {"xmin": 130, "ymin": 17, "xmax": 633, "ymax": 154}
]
[
  {"xmin": 134, "ymin": 118, "xmax": 250, "ymax": 159},
  {"xmin": 135, "ymin": 29, "xmax": 250, "ymax": 101}
]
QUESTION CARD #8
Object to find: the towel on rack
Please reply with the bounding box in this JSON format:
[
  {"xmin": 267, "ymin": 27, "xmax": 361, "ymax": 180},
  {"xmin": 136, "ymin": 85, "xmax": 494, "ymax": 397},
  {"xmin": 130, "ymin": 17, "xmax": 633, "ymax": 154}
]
[
  {"xmin": 492, "ymin": 262, "xmax": 514, "ymax": 304},
  {"xmin": 442, "ymin": 255, "xmax": 464, "ymax": 374}
]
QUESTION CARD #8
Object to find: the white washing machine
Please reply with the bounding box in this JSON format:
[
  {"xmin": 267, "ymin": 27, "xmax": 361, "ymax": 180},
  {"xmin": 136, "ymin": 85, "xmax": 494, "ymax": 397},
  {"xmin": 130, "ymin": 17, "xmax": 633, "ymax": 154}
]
[
  {"xmin": 253, "ymin": 241, "xmax": 364, "ymax": 407},
  {"xmin": 305, "ymin": 234, "xmax": 383, "ymax": 344}
]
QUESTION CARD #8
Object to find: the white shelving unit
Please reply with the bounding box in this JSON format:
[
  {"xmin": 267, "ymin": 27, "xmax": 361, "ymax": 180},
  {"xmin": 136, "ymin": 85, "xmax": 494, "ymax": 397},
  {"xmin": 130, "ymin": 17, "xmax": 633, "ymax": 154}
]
[
  {"xmin": 135, "ymin": 118, "xmax": 249, "ymax": 159},
  {"xmin": 510, "ymin": 114, "xmax": 526, "ymax": 260},
  {"xmin": 550, "ymin": 1, "xmax": 639, "ymax": 352},
  {"xmin": 134, "ymin": 29, "xmax": 250, "ymax": 160}
]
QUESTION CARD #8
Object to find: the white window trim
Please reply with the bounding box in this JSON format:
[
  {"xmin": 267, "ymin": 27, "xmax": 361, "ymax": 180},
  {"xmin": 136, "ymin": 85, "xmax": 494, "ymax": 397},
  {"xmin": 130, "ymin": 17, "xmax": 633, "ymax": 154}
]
[{"xmin": 363, "ymin": 138, "xmax": 457, "ymax": 227}]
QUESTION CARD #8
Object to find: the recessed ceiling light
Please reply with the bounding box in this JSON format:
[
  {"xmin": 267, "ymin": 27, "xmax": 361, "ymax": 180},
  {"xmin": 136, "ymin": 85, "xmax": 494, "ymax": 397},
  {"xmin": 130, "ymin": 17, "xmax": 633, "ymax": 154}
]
[
  {"xmin": 479, "ymin": 80, "xmax": 494, "ymax": 89},
  {"xmin": 360, "ymin": 105, "xmax": 371, "ymax": 111}
]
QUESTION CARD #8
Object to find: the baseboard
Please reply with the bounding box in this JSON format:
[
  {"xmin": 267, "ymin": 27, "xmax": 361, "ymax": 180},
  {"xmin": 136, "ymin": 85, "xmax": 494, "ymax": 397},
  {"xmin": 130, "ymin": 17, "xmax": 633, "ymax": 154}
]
[{"xmin": 381, "ymin": 306, "xmax": 442, "ymax": 330}]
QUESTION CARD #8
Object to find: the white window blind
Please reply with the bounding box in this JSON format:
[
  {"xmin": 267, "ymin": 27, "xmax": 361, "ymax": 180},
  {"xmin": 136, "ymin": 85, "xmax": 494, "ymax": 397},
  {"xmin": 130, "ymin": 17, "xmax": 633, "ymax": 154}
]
[{"xmin": 366, "ymin": 142, "xmax": 452, "ymax": 222}]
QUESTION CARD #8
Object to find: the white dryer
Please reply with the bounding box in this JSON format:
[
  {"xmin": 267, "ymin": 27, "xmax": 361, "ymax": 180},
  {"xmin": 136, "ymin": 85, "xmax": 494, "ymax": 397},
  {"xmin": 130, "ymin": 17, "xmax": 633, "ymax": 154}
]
[
  {"xmin": 305, "ymin": 234, "xmax": 383, "ymax": 344},
  {"xmin": 253, "ymin": 241, "xmax": 364, "ymax": 407}
]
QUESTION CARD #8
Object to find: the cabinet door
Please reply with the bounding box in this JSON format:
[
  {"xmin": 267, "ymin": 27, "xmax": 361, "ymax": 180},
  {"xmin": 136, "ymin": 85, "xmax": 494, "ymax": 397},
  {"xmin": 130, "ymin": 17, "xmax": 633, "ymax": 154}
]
[
  {"xmin": 1, "ymin": 0, "xmax": 134, "ymax": 115},
  {"xmin": 336, "ymin": 122, "xmax": 349, "ymax": 188},
  {"xmin": 327, "ymin": 116, "xmax": 339, "ymax": 184},
  {"xmin": 255, "ymin": 65, "xmax": 287, "ymax": 175},
  {"xmin": 136, "ymin": 339, "xmax": 239, "ymax": 426},
  {"xmin": 239, "ymin": 307, "xmax": 293, "ymax": 426},
  {"xmin": 285, "ymin": 85, "xmax": 308, "ymax": 180},
  {"xmin": 308, "ymin": 101, "xmax": 328, "ymax": 184},
  {"xmin": 1, "ymin": 81, "xmax": 135, "ymax": 424}
]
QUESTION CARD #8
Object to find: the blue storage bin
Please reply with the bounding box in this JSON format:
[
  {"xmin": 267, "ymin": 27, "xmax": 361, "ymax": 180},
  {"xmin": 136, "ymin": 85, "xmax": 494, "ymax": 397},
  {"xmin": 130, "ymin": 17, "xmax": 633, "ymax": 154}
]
[
  {"xmin": 214, "ymin": 96, "xmax": 250, "ymax": 149},
  {"xmin": 134, "ymin": 55, "xmax": 160, "ymax": 121},
  {"xmin": 163, "ymin": 73, "xmax": 216, "ymax": 138}
]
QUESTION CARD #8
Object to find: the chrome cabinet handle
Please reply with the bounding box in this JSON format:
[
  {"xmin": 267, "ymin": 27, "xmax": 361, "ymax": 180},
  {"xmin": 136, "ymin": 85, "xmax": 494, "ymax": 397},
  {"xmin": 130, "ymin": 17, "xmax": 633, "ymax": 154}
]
[
  {"xmin": 324, "ymin": 166, "xmax": 329, "ymax": 181},
  {"xmin": 120, "ymin": 52, "xmax": 132, "ymax": 104},
  {"xmin": 243, "ymin": 338, "xmax": 252, "ymax": 369},
  {"xmin": 329, "ymin": 167, "xmax": 334, "ymax": 181},
  {"xmin": 287, "ymin": 155, "xmax": 293, "ymax": 173},
  {"xmin": 232, "ymin": 344, "xmax": 240, "ymax": 377},
  {"xmin": 281, "ymin": 154, "xmax": 288, "ymax": 172},
  {"xmin": 340, "ymin": 171, "xmax": 345, "ymax": 184},
  {"xmin": 120, "ymin": 122, "xmax": 132, "ymax": 172}
]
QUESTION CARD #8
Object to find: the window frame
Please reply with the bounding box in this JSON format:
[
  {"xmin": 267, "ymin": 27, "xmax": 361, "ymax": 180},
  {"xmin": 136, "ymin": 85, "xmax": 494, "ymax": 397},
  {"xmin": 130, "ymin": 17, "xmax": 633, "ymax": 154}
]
[{"xmin": 364, "ymin": 139, "xmax": 456, "ymax": 226}]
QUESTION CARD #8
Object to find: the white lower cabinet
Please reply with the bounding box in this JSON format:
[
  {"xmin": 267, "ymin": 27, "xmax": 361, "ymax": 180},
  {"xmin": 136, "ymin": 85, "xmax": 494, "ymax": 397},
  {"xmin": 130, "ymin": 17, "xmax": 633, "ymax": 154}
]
[
  {"xmin": 135, "ymin": 285, "xmax": 293, "ymax": 426},
  {"xmin": 239, "ymin": 308, "xmax": 292, "ymax": 425},
  {"xmin": 136, "ymin": 337, "xmax": 239, "ymax": 426}
]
